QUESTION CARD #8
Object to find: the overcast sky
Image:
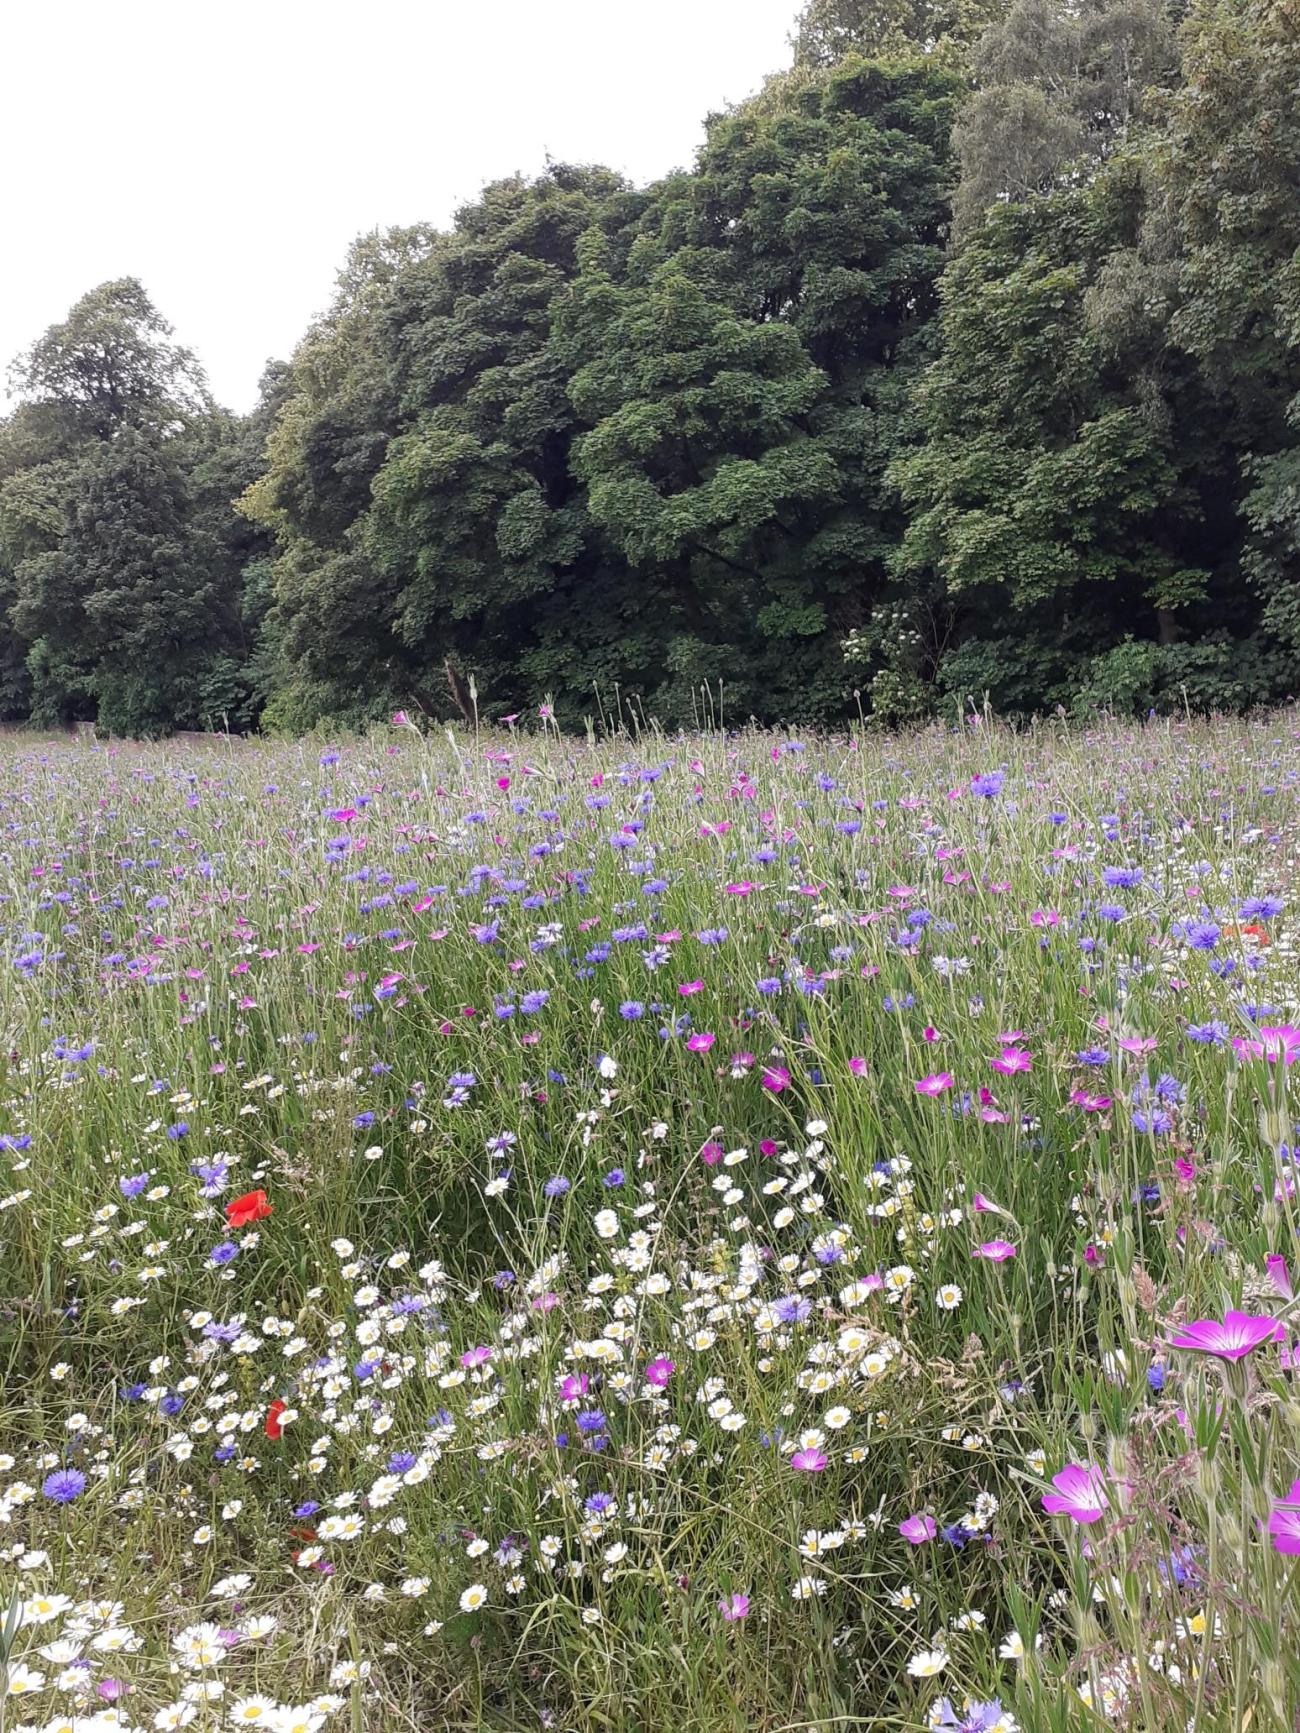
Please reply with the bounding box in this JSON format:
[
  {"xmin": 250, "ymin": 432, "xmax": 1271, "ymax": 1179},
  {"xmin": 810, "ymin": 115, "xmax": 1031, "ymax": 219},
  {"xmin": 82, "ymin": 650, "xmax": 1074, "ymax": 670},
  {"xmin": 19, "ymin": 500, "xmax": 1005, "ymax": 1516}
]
[{"xmin": 3, "ymin": 0, "xmax": 802, "ymax": 414}]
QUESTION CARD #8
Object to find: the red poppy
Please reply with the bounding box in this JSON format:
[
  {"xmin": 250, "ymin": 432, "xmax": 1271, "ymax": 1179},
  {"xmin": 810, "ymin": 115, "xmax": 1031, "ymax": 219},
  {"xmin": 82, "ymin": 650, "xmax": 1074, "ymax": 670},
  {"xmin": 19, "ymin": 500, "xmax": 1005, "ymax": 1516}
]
[
  {"xmin": 264, "ymin": 1399, "xmax": 287, "ymax": 1440},
  {"xmin": 225, "ymin": 1189, "xmax": 272, "ymax": 1229}
]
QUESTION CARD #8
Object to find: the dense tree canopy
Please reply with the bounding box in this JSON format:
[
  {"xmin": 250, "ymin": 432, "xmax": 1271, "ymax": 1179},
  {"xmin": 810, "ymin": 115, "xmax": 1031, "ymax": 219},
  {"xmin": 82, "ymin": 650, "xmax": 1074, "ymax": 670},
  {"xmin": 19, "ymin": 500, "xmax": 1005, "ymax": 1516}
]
[{"xmin": 1, "ymin": 0, "xmax": 1297, "ymax": 733}]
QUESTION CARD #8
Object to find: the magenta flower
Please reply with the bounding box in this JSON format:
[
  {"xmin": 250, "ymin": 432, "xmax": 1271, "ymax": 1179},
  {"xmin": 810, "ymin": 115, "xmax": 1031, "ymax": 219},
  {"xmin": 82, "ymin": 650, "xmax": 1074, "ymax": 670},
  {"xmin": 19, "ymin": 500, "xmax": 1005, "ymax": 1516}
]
[
  {"xmin": 1233, "ymin": 1025, "xmax": 1300, "ymax": 1064},
  {"xmin": 790, "ymin": 1448, "xmax": 828, "ymax": 1472},
  {"xmin": 898, "ymin": 1513, "xmax": 937, "ymax": 1544},
  {"xmin": 914, "ymin": 1072, "xmax": 954, "ymax": 1096},
  {"xmin": 718, "ymin": 1592, "xmax": 750, "ymax": 1621},
  {"xmin": 1042, "ymin": 1463, "xmax": 1109, "ymax": 1525},
  {"xmin": 1267, "ymin": 1481, "xmax": 1300, "ymax": 1554},
  {"xmin": 1167, "ymin": 1310, "xmax": 1282, "ymax": 1361},
  {"xmin": 460, "ymin": 1345, "xmax": 493, "ymax": 1369},
  {"xmin": 761, "ymin": 1066, "xmax": 790, "ymax": 1093},
  {"xmin": 1267, "ymin": 1255, "xmax": 1293, "ymax": 1301},
  {"xmin": 973, "ymin": 1239, "xmax": 1017, "ymax": 1262},
  {"xmin": 991, "ymin": 1047, "xmax": 1032, "ymax": 1075},
  {"xmin": 848, "ymin": 1056, "xmax": 869, "ymax": 1076},
  {"xmin": 644, "ymin": 1357, "xmax": 675, "ymax": 1387},
  {"xmin": 678, "ymin": 980, "xmax": 704, "ymax": 997},
  {"xmin": 686, "ymin": 1031, "xmax": 715, "ymax": 1053}
]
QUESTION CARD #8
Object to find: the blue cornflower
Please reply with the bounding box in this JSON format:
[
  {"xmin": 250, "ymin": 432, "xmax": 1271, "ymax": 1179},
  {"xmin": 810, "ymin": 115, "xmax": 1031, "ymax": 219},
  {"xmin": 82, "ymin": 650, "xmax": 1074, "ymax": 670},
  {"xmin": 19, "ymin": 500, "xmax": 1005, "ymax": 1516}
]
[
  {"xmin": 294, "ymin": 1501, "xmax": 321, "ymax": 1518},
  {"xmin": 191, "ymin": 1160, "xmax": 229, "ymax": 1197},
  {"xmin": 1076, "ymin": 1047, "xmax": 1110, "ymax": 1066},
  {"xmin": 543, "ymin": 1176, "xmax": 571, "ymax": 1198},
  {"xmin": 619, "ymin": 1001, "xmax": 645, "ymax": 1020},
  {"xmin": 576, "ymin": 1410, "xmax": 607, "ymax": 1435},
  {"xmin": 603, "ymin": 1168, "xmax": 625, "ymax": 1188},
  {"xmin": 43, "ymin": 1468, "xmax": 86, "ymax": 1504},
  {"xmin": 520, "ymin": 990, "xmax": 550, "ymax": 1014},
  {"xmin": 1186, "ymin": 1021, "xmax": 1228, "ymax": 1045},
  {"xmin": 118, "ymin": 1172, "xmax": 149, "ymax": 1199},
  {"xmin": 166, "ymin": 1122, "xmax": 189, "ymax": 1140},
  {"xmin": 209, "ymin": 1242, "xmax": 239, "ymax": 1266},
  {"xmin": 1183, "ymin": 921, "xmax": 1221, "ymax": 950},
  {"xmin": 387, "ymin": 1452, "xmax": 417, "ymax": 1475},
  {"xmin": 1241, "ymin": 896, "xmax": 1284, "ymax": 920},
  {"xmin": 1102, "ymin": 866, "xmax": 1143, "ymax": 889},
  {"xmin": 160, "ymin": 1392, "xmax": 185, "ymax": 1417},
  {"xmin": 755, "ymin": 977, "xmax": 782, "ymax": 997}
]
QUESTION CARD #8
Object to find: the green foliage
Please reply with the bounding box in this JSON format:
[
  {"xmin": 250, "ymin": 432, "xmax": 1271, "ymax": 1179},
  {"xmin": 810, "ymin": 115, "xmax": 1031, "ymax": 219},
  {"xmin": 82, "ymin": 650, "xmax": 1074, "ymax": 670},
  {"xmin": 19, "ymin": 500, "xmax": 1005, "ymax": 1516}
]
[{"xmin": 2, "ymin": 0, "xmax": 1299, "ymax": 731}]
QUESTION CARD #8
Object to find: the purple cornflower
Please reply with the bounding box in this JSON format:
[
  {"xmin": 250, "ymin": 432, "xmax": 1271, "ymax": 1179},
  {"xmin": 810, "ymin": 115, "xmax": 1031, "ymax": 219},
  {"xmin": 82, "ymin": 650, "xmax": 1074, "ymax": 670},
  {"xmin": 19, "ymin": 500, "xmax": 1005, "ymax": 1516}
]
[
  {"xmin": 209, "ymin": 1242, "xmax": 239, "ymax": 1266},
  {"xmin": 932, "ymin": 1699, "xmax": 1009, "ymax": 1732},
  {"xmin": 118, "ymin": 1172, "xmax": 149, "ymax": 1199},
  {"xmin": 970, "ymin": 771, "xmax": 1005, "ymax": 798},
  {"xmin": 543, "ymin": 1175, "xmax": 571, "ymax": 1198},
  {"xmin": 43, "ymin": 1468, "xmax": 87, "ymax": 1504},
  {"xmin": 191, "ymin": 1160, "xmax": 229, "ymax": 1197}
]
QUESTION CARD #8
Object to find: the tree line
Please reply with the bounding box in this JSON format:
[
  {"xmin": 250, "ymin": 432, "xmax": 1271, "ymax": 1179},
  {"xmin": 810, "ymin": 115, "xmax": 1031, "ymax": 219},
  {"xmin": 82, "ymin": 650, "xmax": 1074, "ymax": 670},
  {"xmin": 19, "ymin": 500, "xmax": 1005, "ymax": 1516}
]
[{"xmin": 1, "ymin": 0, "xmax": 1297, "ymax": 735}]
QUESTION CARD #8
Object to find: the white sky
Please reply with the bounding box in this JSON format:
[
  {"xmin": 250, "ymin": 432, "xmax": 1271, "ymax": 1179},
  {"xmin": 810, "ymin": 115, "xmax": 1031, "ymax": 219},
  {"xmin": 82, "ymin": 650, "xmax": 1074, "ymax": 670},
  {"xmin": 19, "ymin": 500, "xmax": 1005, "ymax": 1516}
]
[{"xmin": 3, "ymin": 0, "xmax": 801, "ymax": 414}]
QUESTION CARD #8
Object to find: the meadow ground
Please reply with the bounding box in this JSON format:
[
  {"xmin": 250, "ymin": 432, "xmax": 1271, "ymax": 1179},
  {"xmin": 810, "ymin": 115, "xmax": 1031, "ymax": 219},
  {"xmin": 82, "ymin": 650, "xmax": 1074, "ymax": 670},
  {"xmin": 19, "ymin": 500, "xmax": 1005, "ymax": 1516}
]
[{"xmin": 1, "ymin": 712, "xmax": 1300, "ymax": 1732}]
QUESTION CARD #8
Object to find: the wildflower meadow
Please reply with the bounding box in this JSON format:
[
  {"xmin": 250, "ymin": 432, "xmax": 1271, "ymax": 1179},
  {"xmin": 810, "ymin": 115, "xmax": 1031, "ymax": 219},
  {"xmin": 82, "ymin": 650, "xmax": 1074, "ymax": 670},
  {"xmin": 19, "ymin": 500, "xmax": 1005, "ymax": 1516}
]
[{"xmin": 3, "ymin": 709, "xmax": 1300, "ymax": 1733}]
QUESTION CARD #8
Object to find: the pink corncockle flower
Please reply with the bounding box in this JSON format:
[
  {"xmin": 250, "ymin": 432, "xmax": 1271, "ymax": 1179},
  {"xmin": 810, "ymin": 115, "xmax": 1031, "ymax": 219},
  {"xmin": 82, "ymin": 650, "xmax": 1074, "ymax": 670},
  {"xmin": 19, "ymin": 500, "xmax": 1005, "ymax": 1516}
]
[
  {"xmin": 686, "ymin": 1032, "xmax": 716, "ymax": 1053},
  {"xmin": 1030, "ymin": 909, "xmax": 1060, "ymax": 927},
  {"xmin": 1117, "ymin": 1036, "xmax": 1157, "ymax": 1055},
  {"xmin": 559, "ymin": 1374, "xmax": 589, "ymax": 1401},
  {"xmin": 848, "ymin": 1056, "xmax": 869, "ymax": 1076},
  {"xmin": 531, "ymin": 1291, "xmax": 560, "ymax": 1312},
  {"xmin": 1267, "ymin": 1256, "xmax": 1294, "ymax": 1301},
  {"xmin": 679, "ymin": 980, "xmax": 704, "ymax": 996},
  {"xmin": 1042, "ymin": 1463, "xmax": 1110, "ymax": 1524},
  {"xmin": 461, "ymin": 1345, "xmax": 493, "ymax": 1369},
  {"xmin": 391, "ymin": 710, "xmax": 409, "ymax": 726},
  {"xmin": 923, "ymin": 1025, "xmax": 939, "ymax": 1043},
  {"xmin": 991, "ymin": 1048, "xmax": 1032, "ymax": 1075},
  {"xmin": 915, "ymin": 1072, "xmax": 954, "ymax": 1096},
  {"xmin": 329, "ymin": 807, "xmax": 358, "ymax": 823},
  {"xmin": 1168, "ymin": 1311, "xmax": 1283, "ymax": 1361},
  {"xmin": 761, "ymin": 1066, "xmax": 790, "ymax": 1093},
  {"xmin": 1267, "ymin": 1481, "xmax": 1300, "ymax": 1554},
  {"xmin": 898, "ymin": 1513, "xmax": 937, "ymax": 1544},
  {"xmin": 998, "ymin": 1030, "xmax": 1027, "ymax": 1044},
  {"xmin": 791, "ymin": 1448, "xmax": 828, "ymax": 1473},
  {"xmin": 725, "ymin": 882, "xmax": 754, "ymax": 896},
  {"xmin": 1234, "ymin": 1025, "xmax": 1300, "ymax": 1064},
  {"xmin": 699, "ymin": 1142, "xmax": 724, "ymax": 1166},
  {"xmin": 644, "ymin": 1358, "xmax": 675, "ymax": 1387},
  {"xmin": 718, "ymin": 1592, "xmax": 750, "ymax": 1621},
  {"xmin": 973, "ymin": 1240, "xmax": 1017, "ymax": 1261},
  {"xmin": 1070, "ymin": 1089, "xmax": 1113, "ymax": 1113},
  {"xmin": 1173, "ymin": 1156, "xmax": 1197, "ymax": 1186}
]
